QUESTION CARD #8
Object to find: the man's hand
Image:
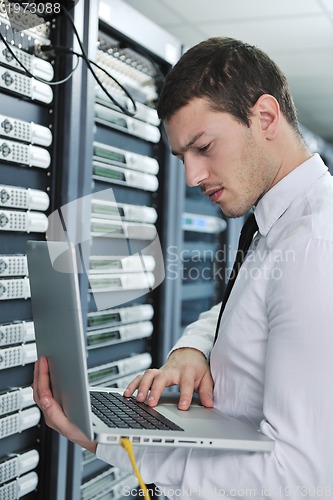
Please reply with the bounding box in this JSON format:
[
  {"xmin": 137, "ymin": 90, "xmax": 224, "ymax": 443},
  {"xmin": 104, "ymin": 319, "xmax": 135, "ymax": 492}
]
[
  {"xmin": 123, "ymin": 348, "xmax": 214, "ymax": 410},
  {"xmin": 32, "ymin": 357, "xmax": 97, "ymax": 454}
]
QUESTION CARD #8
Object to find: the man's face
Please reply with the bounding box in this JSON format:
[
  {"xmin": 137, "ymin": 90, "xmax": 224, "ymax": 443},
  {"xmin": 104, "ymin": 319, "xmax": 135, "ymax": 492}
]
[{"xmin": 165, "ymin": 97, "xmax": 279, "ymax": 218}]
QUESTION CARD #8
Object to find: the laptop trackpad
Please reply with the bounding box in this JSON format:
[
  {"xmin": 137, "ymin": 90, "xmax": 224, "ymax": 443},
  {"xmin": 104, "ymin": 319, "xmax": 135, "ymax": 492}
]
[{"xmin": 158, "ymin": 394, "xmax": 224, "ymax": 422}]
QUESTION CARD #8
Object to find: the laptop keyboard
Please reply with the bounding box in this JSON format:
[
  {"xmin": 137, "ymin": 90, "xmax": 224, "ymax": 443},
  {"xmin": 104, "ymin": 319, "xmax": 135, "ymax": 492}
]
[{"xmin": 90, "ymin": 392, "xmax": 184, "ymax": 431}]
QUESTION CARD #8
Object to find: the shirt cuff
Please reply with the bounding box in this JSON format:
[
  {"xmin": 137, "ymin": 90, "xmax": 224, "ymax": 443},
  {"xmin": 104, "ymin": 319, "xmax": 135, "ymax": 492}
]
[{"xmin": 169, "ymin": 333, "xmax": 213, "ymax": 359}]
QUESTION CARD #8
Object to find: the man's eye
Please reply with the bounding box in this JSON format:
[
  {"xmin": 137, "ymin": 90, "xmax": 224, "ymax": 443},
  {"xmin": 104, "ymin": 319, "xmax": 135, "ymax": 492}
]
[{"xmin": 199, "ymin": 144, "xmax": 210, "ymax": 153}]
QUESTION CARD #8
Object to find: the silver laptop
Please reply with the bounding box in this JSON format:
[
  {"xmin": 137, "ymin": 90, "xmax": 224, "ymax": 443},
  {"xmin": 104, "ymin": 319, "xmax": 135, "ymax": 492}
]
[{"xmin": 26, "ymin": 240, "xmax": 274, "ymax": 451}]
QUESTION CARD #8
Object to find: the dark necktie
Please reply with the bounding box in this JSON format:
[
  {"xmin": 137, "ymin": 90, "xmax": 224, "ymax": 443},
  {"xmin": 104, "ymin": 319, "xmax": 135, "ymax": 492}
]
[{"xmin": 214, "ymin": 213, "xmax": 258, "ymax": 343}]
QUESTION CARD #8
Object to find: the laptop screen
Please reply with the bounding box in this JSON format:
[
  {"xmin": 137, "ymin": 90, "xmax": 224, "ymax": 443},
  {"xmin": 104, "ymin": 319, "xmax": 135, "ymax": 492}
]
[{"xmin": 27, "ymin": 240, "xmax": 93, "ymax": 439}]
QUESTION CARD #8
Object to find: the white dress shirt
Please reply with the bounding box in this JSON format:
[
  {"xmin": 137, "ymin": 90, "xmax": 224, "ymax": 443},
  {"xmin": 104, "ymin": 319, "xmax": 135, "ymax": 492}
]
[{"xmin": 97, "ymin": 154, "xmax": 333, "ymax": 499}]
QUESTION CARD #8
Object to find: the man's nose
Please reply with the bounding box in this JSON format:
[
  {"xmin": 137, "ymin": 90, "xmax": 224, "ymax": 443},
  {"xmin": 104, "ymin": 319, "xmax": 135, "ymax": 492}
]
[{"xmin": 184, "ymin": 155, "xmax": 209, "ymax": 187}]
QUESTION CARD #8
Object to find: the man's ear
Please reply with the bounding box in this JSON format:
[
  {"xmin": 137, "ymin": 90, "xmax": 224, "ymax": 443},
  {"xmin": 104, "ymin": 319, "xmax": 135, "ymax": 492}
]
[{"xmin": 253, "ymin": 94, "xmax": 280, "ymax": 140}]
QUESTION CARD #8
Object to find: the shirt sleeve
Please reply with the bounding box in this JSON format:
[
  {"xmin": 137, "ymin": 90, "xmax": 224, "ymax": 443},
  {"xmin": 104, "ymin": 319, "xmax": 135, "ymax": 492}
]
[
  {"xmin": 96, "ymin": 238, "xmax": 333, "ymax": 499},
  {"xmin": 168, "ymin": 302, "xmax": 221, "ymax": 359}
]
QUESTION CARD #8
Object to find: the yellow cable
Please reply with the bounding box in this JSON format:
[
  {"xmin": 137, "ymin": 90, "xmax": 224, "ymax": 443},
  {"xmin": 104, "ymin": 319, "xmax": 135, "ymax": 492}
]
[{"xmin": 120, "ymin": 437, "xmax": 151, "ymax": 500}]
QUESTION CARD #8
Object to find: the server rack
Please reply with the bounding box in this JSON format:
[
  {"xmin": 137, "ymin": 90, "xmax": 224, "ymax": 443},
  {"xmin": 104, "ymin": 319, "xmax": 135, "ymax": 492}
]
[
  {"xmin": 0, "ymin": 6, "xmax": 54, "ymax": 500},
  {"xmin": 82, "ymin": 6, "xmax": 182, "ymax": 499}
]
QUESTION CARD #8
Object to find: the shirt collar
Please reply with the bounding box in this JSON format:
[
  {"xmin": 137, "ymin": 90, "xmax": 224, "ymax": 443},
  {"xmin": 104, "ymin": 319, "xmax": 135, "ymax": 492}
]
[{"xmin": 254, "ymin": 153, "xmax": 328, "ymax": 237}]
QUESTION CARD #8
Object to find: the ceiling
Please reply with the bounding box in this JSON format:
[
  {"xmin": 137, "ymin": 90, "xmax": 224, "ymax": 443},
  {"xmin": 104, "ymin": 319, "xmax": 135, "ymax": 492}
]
[{"xmin": 121, "ymin": 0, "xmax": 333, "ymax": 143}]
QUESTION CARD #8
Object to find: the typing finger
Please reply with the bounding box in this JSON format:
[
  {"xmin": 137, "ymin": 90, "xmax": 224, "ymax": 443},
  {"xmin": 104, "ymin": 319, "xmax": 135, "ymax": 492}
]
[
  {"xmin": 123, "ymin": 374, "xmax": 143, "ymax": 396},
  {"xmin": 123, "ymin": 369, "xmax": 160, "ymax": 402},
  {"xmin": 145, "ymin": 369, "xmax": 178, "ymax": 407},
  {"xmin": 134, "ymin": 368, "xmax": 160, "ymax": 402}
]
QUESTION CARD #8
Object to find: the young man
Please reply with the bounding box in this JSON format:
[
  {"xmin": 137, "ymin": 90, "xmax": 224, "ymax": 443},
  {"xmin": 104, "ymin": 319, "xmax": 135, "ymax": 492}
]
[{"xmin": 33, "ymin": 38, "xmax": 333, "ymax": 498}]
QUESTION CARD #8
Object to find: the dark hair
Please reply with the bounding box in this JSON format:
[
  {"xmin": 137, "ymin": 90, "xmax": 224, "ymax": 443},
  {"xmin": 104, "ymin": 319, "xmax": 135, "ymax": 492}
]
[{"xmin": 157, "ymin": 37, "xmax": 300, "ymax": 134}]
